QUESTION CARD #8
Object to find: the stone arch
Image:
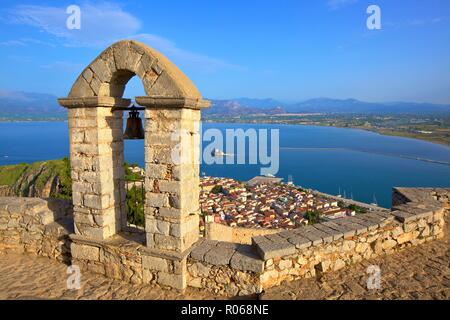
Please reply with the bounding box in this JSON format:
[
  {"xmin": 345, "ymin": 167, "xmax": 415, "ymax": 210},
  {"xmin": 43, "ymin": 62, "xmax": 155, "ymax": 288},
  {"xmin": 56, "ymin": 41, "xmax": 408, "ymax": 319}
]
[
  {"xmin": 59, "ymin": 40, "xmax": 209, "ymax": 291},
  {"xmin": 69, "ymin": 40, "xmax": 201, "ymax": 100}
]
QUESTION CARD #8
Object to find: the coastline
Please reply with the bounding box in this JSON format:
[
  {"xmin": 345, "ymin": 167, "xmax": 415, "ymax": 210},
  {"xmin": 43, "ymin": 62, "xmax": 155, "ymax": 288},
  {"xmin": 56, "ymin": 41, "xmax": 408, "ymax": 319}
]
[
  {"xmin": 1, "ymin": 117, "xmax": 449, "ymax": 147},
  {"xmin": 203, "ymin": 119, "xmax": 450, "ymax": 148}
]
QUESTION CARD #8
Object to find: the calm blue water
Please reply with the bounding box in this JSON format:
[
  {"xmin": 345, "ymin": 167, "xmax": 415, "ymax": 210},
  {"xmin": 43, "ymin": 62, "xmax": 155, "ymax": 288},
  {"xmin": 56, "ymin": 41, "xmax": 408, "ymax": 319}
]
[{"xmin": 0, "ymin": 121, "xmax": 449, "ymax": 208}]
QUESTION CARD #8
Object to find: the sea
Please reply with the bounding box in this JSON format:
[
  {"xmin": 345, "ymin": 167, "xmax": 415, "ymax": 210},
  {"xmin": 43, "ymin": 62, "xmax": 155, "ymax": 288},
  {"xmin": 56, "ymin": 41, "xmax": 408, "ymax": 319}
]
[{"xmin": 0, "ymin": 121, "xmax": 449, "ymax": 208}]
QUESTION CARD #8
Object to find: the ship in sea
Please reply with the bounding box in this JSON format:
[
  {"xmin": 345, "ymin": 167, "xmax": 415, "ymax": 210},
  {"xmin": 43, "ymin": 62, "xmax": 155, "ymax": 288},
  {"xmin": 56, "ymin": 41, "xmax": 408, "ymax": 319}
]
[
  {"xmin": 371, "ymin": 194, "xmax": 378, "ymax": 206},
  {"xmin": 211, "ymin": 149, "xmax": 234, "ymax": 157},
  {"xmin": 211, "ymin": 148, "xmax": 225, "ymax": 157}
]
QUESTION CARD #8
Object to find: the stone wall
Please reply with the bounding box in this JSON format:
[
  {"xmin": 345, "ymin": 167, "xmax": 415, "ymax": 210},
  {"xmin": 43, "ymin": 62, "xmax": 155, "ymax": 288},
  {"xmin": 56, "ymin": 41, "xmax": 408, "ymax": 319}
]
[
  {"xmin": 0, "ymin": 197, "xmax": 73, "ymax": 263},
  {"xmin": 187, "ymin": 188, "xmax": 448, "ymax": 296},
  {"xmin": 143, "ymin": 107, "xmax": 201, "ymax": 253},
  {"xmin": 67, "ymin": 102, "xmax": 128, "ymax": 241},
  {"xmin": 205, "ymin": 222, "xmax": 279, "ymax": 245},
  {"xmin": 0, "ymin": 188, "xmax": 447, "ymax": 296},
  {"xmin": 187, "ymin": 239, "xmax": 263, "ymax": 296},
  {"xmin": 70, "ymin": 231, "xmax": 192, "ymax": 290},
  {"xmin": 69, "ymin": 233, "xmax": 144, "ymax": 284}
]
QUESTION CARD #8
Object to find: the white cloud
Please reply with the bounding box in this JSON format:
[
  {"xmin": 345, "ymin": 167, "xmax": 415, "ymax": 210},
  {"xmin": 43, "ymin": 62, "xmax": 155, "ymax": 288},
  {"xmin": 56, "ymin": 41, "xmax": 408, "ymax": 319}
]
[
  {"xmin": 4, "ymin": 2, "xmax": 141, "ymax": 47},
  {"xmin": 40, "ymin": 61, "xmax": 84, "ymax": 72},
  {"xmin": 384, "ymin": 16, "xmax": 449, "ymax": 29},
  {"xmin": 327, "ymin": 0, "xmax": 358, "ymax": 10},
  {"xmin": 0, "ymin": 38, "xmax": 56, "ymax": 47},
  {"xmin": 2, "ymin": 2, "xmax": 241, "ymax": 73},
  {"xmin": 130, "ymin": 34, "xmax": 244, "ymax": 73}
]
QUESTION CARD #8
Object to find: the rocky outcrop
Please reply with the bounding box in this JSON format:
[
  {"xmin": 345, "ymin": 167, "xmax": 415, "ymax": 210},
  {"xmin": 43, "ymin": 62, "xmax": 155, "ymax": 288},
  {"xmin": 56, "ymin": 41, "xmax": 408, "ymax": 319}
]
[
  {"xmin": 10, "ymin": 165, "xmax": 58, "ymax": 198},
  {"xmin": 0, "ymin": 159, "xmax": 71, "ymax": 199}
]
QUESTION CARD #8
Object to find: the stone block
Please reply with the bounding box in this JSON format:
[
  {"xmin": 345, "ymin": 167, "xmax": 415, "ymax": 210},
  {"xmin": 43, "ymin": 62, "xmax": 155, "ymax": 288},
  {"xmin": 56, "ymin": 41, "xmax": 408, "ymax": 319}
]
[
  {"xmin": 344, "ymin": 222, "xmax": 368, "ymax": 235},
  {"xmin": 71, "ymin": 243, "xmax": 100, "ymax": 261},
  {"xmin": 37, "ymin": 211, "xmax": 55, "ymax": 225},
  {"xmin": 392, "ymin": 211, "xmax": 417, "ymax": 223},
  {"xmin": 145, "ymin": 164, "xmax": 168, "ymax": 179},
  {"xmin": 142, "ymin": 255, "xmax": 168, "ymax": 272},
  {"xmin": 75, "ymin": 223, "xmax": 113, "ymax": 240},
  {"xmin": 278, "ymin": 259, "xmax": 293, "ymax": 271},
  {"xmin": 154, "ymin": 234, "xmax": 182, "ymax": 251},
  {"xmin": 83, "ymin": 194, "xmax": 104, "ymax": 210},
  {"xmin": 158, "ymin": 180, "xmax": 181, "ymax": 194},
  {"xmin": 382, "ymin": 239, "xmax": 397, "ymax": 250},
  {"xmin": 334, "ymin": 259, "xmax": 346, "ymax": 271},
  {"xmin": 296, "ymin": 229, "xmax": 324, "ymax": 246},
  {"xmin": 313, "ymin": 223, "xmax": 342, "ymax": 240},
  {"xmin": 255, "ymin": 240, "xmax": 296, "ymax": 260},
  {"xmin": 145, "ymin": 217, "xmax": 169, "ymax": 235},
  {"xmin": 149, "ymin": 71, "xmax": 184, "ymax": 97},
  {"xmin": 159, "ymin": 207, "xmax": 183, "ymax": 218},
  {"xmin": 287, "ymin": 235, "xmax": 311, "ymax": 250},
  {"xmin": 260, "ymin": 269, "xmax": 279, "ymax": 287},
  {"xmin": 188, "ymin": 277, "xmax": 202, "ymax": 288},
  {"xmin": 69, "ymin": 76, "xmax": 94, "ymax": 97},
  {"xmin": 190, "ymin": 243, "xmax": 214, "ymax": 261},
  {"xmin": 329, "ymin": 222, "xmax": 356, "ymax": 238},
  {"xmin": 146, "ymin": 193, "xmax": 169, "ymax": 208},
  {"xmin": 230, "ymin": 248, "xmax": 264, "ymax": 273},
  {"xmin": 204, "ymin": 247, "xmax": 235, "ymax": 266},
  {"xmin": 342, "ymin": 240, "xmax": 356, "ymax": 251},
  {"xmin": 397, "ymin": 231, "xmax": 419, "ymax": 244},
  {"xmin": 188, "ymin": 261, "xmax": 211, "ymax": 278},
  {"xmin": 157, "ymin": 272, "xmax": 186, "ymax": 291}
]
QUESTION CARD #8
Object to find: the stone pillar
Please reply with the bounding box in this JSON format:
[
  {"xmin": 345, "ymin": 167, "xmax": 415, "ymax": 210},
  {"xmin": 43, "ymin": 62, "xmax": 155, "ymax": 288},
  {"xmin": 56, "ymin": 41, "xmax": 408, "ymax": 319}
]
[
  {"xmin": 136, "ymin": 97, "xmax": 207, "ymax": 290},
  {"xmin": 59, "ymin": 97, "xmax": 130, "ymax": 240}
]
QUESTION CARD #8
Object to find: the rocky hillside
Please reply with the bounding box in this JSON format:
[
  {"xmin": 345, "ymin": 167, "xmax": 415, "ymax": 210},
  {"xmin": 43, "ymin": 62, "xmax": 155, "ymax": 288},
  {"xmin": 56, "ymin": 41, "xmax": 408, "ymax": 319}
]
[{"xmin": 0, "ymin": 159, "xmax": 71, "ymax": 199}]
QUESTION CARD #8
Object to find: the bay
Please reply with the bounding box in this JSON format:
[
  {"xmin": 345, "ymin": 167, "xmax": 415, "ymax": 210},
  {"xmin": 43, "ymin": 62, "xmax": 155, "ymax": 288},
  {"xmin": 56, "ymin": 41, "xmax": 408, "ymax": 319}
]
[{"xmin": 0, "ymin": 121, "xmax": 449, "ymax": 208}]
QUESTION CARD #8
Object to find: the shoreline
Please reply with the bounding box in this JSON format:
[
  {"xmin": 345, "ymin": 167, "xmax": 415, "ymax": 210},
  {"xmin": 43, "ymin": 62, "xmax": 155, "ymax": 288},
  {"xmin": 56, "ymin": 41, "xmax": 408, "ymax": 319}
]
[
  {"xmin": 1, "ymin": 117, "xmax": 449, "ymax": 148},
  {"xmin": 203, "ymin": 119, "xmax": 450, "ymax": 148}
]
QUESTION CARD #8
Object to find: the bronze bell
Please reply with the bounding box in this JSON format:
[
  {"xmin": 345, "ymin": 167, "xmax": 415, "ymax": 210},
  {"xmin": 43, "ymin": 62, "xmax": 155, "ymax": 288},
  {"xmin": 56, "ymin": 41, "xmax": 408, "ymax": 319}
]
[{"xmin": 123, "ymin": 105, "xmax": 145, "ymax": 140}]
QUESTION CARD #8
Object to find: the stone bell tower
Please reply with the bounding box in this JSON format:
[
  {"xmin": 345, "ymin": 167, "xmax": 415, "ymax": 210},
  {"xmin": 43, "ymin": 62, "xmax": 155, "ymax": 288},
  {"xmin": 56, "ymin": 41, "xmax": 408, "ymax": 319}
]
[{"xmin": 59, "ymin": 40, "xmax": 209, "ymax": 290}]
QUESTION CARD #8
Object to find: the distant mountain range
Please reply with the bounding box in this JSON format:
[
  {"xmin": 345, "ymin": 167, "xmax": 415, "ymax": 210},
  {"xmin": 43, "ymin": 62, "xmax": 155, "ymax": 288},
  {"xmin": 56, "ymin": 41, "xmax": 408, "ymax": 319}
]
[
  {"xmin": 1, "ymin": 90, "xmax": 449, "ymax": 118},
  {"xmin": 207, "ymin": 98, "xmax": 450, "ymax": 116},
  {"xmin": 0, "ymin": 90, "xmax": 64, "ymax": 117}
]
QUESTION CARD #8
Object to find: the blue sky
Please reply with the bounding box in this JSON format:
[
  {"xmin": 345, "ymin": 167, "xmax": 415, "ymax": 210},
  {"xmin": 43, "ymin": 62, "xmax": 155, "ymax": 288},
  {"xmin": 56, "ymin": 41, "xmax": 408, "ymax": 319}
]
[{"xmin": 0, "ymin": 0, "xmax": 449, "ymax": 103}]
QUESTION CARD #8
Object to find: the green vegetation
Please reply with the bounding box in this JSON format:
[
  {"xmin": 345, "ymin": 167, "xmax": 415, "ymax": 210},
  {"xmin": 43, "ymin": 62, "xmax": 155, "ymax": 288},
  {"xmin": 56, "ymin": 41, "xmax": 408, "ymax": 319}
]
[
  {"xmin": 52, "ymin": 157, "xmax": 72, "ymax": 200},
  {"xmin": 0, "ymin": 158, "xmax": 72, "ymax": 199},
  {"xmin": 211, "ymin": 185, "xmax": 224, "ymax": 194},
  {"xmin": 123, "ymin": 162, "xmax": 145, "ymax": 227},
  {"xmin": 304, "ymin": 210, "xmax": 321, "ymax": 224},
  {"xmin": 126, "ymin": 185, "xmax": 145, "ymax": 227},
  {"xmin": 347, "ymin": 204, "xmax": 368, "ymax": 214},
  {"xmin": 0, "ymin": 163, "xmax": 29, "ymax": 186},
  {"xmin": 0, "ymin": 159, "xmax": 147, "ymax": 226},
  {"xmin": 124, "ymin": 162, "xmax": 143, "ymax": 181}
]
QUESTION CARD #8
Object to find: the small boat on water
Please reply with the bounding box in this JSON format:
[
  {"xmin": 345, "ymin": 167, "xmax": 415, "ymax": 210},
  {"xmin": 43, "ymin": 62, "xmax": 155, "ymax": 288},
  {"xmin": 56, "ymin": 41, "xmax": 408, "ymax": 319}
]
[
  {"xmin": 336, "ymin": 187, "xmax": 342, "ymax": 198},
  {"xmin": 211, "ymin": 148, "xmax": 225, "ymax": 157},
  {"xmin": 371, "ymin": 194, "xmax": 378, "ymax": 206}
]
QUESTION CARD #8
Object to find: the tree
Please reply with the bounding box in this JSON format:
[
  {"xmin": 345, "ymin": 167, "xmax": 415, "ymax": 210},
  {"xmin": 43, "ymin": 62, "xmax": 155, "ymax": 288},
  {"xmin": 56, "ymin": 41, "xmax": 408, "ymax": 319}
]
[
  {"xmin": 304, "ymin": 210, "xmax": 321, "ymax": 224},
  {"xmin": 126, "ymin": 186, "xmax": 144, "ymax": 227},
  {"xmin": 347, "ymin": 204, "xmax": 367, "ymax": 214},
  {"xmin": 211, "ymin": 185, "xmax": 223, "ymax": 194}
]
